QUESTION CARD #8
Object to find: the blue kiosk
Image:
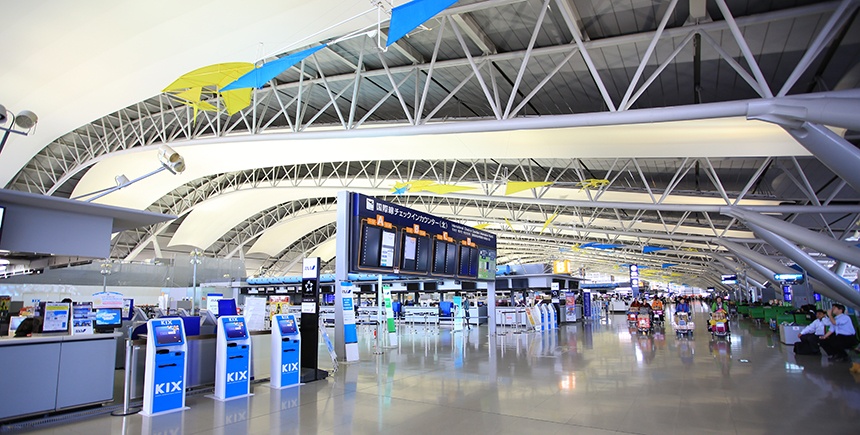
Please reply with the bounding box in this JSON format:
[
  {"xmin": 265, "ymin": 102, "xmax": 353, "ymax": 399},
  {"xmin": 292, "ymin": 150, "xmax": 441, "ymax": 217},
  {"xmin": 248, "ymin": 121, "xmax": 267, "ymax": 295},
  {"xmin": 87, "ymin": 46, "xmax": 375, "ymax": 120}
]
[
  {"xmin": 270, "ymin": 313, "xmax": 302, "ymax": 389},
  {"xmin": 141, "ymin": 318, "xmax": 189, "ymax": 416},
  {"xmin": 212, "ymin": 315, "xmax": 253, "ymax": 401}
]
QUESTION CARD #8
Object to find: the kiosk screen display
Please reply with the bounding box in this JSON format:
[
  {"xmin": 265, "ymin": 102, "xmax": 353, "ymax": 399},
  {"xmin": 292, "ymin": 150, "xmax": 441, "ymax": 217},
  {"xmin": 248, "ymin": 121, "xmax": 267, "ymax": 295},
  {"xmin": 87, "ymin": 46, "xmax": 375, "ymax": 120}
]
[
  {"xmin": 94, "ymin": 308, "xmax": 122, "ymax": 328},
  {"xmin": 359, "ymin": 224, "xmax": 382, "ymax": 267},
  {"xmin": 278, "ymin": 317, "xmax": 298, "ymax": 335},
  {"xmin": 223, "ymin": 320, "xmax": 248, "ymax": 340},
  {"xmin": 154, "ymin": 324, "xmax": 183, "ymax": 345},
  {"xmin": 218, "ymin": 299, "xmax": 238, "ymax": 316}
]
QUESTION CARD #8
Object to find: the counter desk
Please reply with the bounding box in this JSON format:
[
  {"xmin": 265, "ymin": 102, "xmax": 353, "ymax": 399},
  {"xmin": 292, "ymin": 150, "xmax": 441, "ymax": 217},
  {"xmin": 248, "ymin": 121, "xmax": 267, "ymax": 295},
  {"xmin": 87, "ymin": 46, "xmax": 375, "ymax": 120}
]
[
  {"xmin": 0, "ymin": 333, "xmax": 120, "ymax": 421},
  {"xmin": 404, "ymin": 307, "xmax": 439, "ymax": 324}
]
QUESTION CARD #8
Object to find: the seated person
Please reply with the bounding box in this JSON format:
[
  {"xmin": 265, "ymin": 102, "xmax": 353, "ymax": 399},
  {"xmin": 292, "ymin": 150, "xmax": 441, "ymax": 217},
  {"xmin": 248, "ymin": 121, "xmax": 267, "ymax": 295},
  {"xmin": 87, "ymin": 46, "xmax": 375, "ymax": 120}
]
[
  {"xmin": 820, "ymin": 304, "xmax": 858, "ymax": 362},
  {"xmin": 638, "ymin": 299, "xmax": 651, "ymax": 315},
  {"xmin": 14, "ymin": 318, "xmax": 38, "ymax": 338},
  {"xmin": 710, "ymin": 296, "xmax": 729, "ymax": 313},
  {"xmin": 795, "ymin": 309, "xmax": 830, "ymax": 355},
  {"xmin": 652, "ymin": 298, "xmax": 664, "ymax": 311},
  {"xmin": 629, "ymin": 299, "xmax": 641, "ymax": 312}
]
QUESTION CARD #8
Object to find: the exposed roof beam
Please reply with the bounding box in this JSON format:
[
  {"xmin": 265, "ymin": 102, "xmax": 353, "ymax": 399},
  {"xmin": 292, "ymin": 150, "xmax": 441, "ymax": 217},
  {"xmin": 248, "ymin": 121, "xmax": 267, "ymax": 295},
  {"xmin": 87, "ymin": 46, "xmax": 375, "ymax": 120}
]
[
  {"xmin": 554, "ymin": 0, "xmax": 589, "ymax": 41},
  {"xmin": 450, "ymin": 13, "xmax": 497, "ymax": 54},
  {"xmin": 325, "ymin": 46, "xmax": 358, "ymax": 71},
  {"xmin": 379, "ymin": 31, "xmax": 425, "ymax": 64}
]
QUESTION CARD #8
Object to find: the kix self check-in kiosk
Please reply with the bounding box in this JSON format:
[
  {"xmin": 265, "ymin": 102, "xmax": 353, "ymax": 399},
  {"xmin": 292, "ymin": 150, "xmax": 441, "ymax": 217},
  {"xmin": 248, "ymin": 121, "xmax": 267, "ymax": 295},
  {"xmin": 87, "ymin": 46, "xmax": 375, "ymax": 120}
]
[
  {"xmin": 141, "ymin": 318, "xmax": 188, "ymax": 416},
  {"xmin": 270, "ymin": 313, "xmax": 301, "ymax": 389},
  {"xmin": 213, "ymin": 315, "xmax": 253, "ymax": 401}
]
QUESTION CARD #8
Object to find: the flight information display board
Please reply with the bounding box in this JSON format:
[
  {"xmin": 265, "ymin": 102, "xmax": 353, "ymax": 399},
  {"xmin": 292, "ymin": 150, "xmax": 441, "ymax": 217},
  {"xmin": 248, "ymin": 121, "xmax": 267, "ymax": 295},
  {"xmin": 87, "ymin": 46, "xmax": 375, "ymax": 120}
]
[{"xmin": 348, "ymin": 193, "xmax": 497, "ymax": 281}]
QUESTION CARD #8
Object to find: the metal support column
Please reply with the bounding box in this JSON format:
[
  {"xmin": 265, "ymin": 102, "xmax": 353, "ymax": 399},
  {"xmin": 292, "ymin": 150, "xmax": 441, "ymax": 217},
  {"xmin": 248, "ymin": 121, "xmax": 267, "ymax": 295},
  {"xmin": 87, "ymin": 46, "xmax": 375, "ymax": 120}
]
[
  {"xmin": 724, "ymin": 207, "xmax": 860, "ymax": 266},
  {"xmin": 777, "ymin": 121, "xmax": 860, "ymax": 194},
  {"xmin": 745, "ymin": 222, "xmax": 860, "ymax": 309}
]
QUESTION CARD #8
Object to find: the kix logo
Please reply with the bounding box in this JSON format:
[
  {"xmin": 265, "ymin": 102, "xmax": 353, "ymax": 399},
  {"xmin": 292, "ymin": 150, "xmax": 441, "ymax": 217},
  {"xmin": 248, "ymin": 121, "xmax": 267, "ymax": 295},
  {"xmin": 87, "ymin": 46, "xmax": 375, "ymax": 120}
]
[
  {"xmin": 155, "ymin": 381, "xmax": 182, "ymax": 395},
  {"xmin": 282, "ymin": 362, "xmax": 299, "ymax": 373},
  {"xmin": 227, "ymin": 370, "xmax": 248, "ymax": 383}
]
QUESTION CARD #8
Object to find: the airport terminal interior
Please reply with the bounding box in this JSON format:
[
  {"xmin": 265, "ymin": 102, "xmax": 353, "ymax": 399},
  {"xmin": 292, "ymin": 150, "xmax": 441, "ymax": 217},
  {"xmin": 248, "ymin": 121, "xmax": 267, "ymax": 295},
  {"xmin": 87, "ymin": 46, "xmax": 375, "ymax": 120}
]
[{"xmin": 2, "ymin": 0, "xmax": 860, "ymax": 433}]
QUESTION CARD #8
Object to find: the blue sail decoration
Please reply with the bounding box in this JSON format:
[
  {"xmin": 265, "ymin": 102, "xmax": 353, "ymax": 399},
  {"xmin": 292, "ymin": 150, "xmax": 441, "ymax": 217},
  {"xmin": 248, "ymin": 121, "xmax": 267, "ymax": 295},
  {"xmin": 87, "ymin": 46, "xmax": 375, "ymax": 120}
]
[
  {"xmin": 222, "ymin": 44, "xmax": 327, "ymax": 90},
  {"xmin": 386, "ymin": 0, "xmax": 458, "ymax": 47}
]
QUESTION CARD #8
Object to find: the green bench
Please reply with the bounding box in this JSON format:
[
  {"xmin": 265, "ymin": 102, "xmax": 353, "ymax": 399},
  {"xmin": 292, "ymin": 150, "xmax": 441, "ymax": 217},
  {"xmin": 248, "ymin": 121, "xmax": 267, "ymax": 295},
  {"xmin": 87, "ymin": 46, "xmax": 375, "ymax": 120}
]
[
  {"xmin": 794, "ymin": 314, "xmax": 812, "ymax": 326},
  {"xmin": 749, "ymin": 307, "xmax": 765, "ymax": 322}
]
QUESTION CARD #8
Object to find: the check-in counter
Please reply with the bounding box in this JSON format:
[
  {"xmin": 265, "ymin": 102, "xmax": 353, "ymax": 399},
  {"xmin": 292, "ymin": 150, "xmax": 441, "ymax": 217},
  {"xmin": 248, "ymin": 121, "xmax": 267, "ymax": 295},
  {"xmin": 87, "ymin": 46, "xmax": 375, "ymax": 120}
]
[
  {"xmin": 404, "ymin": 306, "xmax": 439, "ymax": 323},
  {"xmin": 609, "ymin": 300, "xmax": 629, "ymax": 313},
  {"xmin": 357, "ymin": 306, "xmax": 383, "ymax": 324},
  {"xmin": 495, "ymin": 307, "xmax": 528, "ymax": 327},
  {"xmin": 319, "ymin": 307, "xmax": 336, "ymax": 325},
  {"xmin": 129, "ymin": 330, "xmax": 272, "ymax": 400},
  {"xmin": 467, "ymin": 306, "xmax": 488, "ymax": 325},
  {"xmin": 0, "ymin": 333, "xmax": 120, "ymax": 421}
]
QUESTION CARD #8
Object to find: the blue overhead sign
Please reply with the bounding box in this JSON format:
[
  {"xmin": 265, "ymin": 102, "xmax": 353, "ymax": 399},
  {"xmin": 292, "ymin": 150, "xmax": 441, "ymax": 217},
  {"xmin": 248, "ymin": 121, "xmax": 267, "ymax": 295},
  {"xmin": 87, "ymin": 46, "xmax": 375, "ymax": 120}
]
[
  {"xmin": 774, "ymin": 273, "xmax": 803, "ymax": 282},
  {"xmin": 349, "ymin": 192, "xmax": 497, "ymax": 281}
]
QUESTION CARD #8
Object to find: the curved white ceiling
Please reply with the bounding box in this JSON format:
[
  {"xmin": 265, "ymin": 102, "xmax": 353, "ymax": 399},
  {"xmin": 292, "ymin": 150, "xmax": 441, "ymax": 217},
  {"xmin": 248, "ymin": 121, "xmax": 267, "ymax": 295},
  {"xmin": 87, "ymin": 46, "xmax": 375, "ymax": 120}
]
[
  {"xmin": 163, "ymin": 176, "xmax": 772, "ymax": 250},
  {"xmin": 247, "ymin": 210, "xmax": 337, "ymax": 256},
  {"xmin": 309, "ymin": 238, "xmax": 337, "ymax": 262},
  {"xmin": 0, "ymin": 0, "xmax": 378, "ymax": 186},
  {"xmin": 72, "ymin": 118, "xmax": 806, "ymax": 211},
  {"xmin": 168, "ymin": 186, "xmax": 382, "ymax": 249}
]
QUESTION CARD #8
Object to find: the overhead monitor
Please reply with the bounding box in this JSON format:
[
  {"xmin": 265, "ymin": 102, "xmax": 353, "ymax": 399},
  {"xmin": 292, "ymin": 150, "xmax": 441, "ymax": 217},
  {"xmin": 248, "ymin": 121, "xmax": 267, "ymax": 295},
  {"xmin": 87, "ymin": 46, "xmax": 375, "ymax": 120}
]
[
  {"xmin": 379, "ymin": 228, "xmax": 396, "ymax": 268},
  {"xmin": 400, "ymin": 233, "xmax": 431, "ymax": 273},
  {"xmin": 477, "ymin": 249, "xmax": 497, "ymax": 280},
  {"xmin": 94, "ymin": 308, "xmax": 123, "ymax": 329},
  {"xmin": 42, "ymin": 302, "xmax": 71, "ymax": 333},
  {"xmin": 153, "ymin": 323, "xmax": 184, "ymax": 346},
  {"xmin": 348, "ymin": 193, "xmax": 497, "ymax": 280},
  {"xmin": 432, "ymin": 239, "xmax": 447, "ymax": 274},
  {"xmin": 358, "ymin": 224, "xmax": 383, "ymax": 268},
  {"xmin": 720, "ymin": 274, "xmax": 737, "ymax": 285},
  {"xmin": 277, "ymin": 316, "xmax": 298, "ymax": 335},
  {"xmin": 774, "ymin": 273, "xmax": 803, "ymax": 283},
  {"xmin": 444, "ymin": 242, "xmax": 457, "ymax": 275},
  {"xmin": 222, "ymin": 319, "xmax": 248, "ymax": 340}
]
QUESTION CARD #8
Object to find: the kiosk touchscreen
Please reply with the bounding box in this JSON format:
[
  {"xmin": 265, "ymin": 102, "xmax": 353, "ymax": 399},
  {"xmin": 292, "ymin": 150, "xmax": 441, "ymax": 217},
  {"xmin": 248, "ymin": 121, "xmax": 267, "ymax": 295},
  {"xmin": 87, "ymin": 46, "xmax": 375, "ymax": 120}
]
[
  {"xmin": 141, "ymin": 318, "xmax": 188, "ymax": 416},
  {"xmin": 547, "ymin": 304, "xmax": 557, "ymax": 329},
  {"xmin": 213, "ymin": 315, "xmax": 252, "ymax": 401},
  {"xmin": 270, "ymin": 313, "xmax": 301, "ymax": 389}
]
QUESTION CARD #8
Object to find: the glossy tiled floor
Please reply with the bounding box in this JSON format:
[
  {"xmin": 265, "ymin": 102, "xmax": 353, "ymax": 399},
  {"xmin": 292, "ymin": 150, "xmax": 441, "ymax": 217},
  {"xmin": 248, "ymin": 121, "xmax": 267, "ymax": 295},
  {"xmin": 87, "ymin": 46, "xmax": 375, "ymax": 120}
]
[{"xmin": 13, "ymin": 304, "xmax": 860, "ymax": 434}]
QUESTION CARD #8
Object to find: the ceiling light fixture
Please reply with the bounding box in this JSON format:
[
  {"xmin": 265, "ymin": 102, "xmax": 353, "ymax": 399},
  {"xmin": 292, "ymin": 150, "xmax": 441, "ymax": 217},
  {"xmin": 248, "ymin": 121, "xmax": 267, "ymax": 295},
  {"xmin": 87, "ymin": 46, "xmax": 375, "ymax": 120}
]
[
  {"xmin": 72, "ymin": 145, "xmax": 186, "ymax": 202},
  {"xmin": 0, "ymin": 103, "xmax": 38, "ymax": 156}
]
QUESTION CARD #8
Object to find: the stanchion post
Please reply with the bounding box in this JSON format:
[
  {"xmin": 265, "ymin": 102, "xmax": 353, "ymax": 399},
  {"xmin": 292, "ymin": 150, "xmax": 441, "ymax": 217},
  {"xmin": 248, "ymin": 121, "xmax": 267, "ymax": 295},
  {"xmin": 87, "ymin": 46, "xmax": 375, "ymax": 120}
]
[{"xmin": 111, "ymin": 325, "xmax": 141, "ymax": 416}]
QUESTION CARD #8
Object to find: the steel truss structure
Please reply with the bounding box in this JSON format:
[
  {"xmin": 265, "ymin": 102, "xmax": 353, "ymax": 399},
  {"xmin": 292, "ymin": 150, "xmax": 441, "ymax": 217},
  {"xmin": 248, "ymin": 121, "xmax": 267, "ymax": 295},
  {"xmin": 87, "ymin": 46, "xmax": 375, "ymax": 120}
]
[{"xmin": 5, "ymin": 0, "xmax": 860, "ymax": 292}]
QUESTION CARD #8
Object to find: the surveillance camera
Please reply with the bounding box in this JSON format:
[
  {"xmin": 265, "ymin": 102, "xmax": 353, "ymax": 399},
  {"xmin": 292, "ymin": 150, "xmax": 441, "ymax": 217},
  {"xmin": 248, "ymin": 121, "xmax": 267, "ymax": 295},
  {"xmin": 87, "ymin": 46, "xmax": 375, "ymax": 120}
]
[{"xmin": 0, "ymin": 104, "xmax": 7, "ymax": 124}]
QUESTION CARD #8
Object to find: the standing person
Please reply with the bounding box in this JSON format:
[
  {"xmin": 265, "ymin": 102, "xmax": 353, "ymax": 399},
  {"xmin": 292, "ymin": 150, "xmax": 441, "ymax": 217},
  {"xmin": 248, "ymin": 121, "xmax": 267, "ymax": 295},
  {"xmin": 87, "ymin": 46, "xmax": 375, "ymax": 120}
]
[
  {"xmin": 462, "ymin": 297, "xmax": 471, "ymax": 329},
  {"xmin": 795, "ymin": 309, "xmax": 830, "ymax": 355},
  {"xmin": 820, "ymin": 304, "xmax": 858, "ymax": 362}
]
